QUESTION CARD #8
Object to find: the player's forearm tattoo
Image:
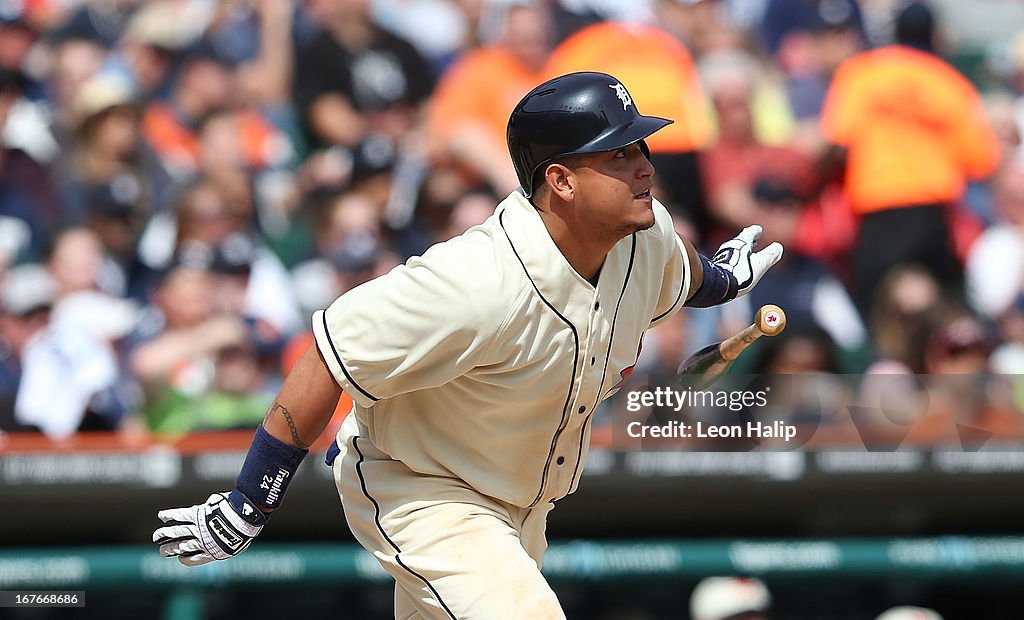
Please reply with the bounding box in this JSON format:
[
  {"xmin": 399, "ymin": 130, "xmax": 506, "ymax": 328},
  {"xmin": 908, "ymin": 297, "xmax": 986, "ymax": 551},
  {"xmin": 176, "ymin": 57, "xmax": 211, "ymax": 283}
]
[{"xmin": 266, "ymin": 401, "xmax": 311, "ymax": 450}]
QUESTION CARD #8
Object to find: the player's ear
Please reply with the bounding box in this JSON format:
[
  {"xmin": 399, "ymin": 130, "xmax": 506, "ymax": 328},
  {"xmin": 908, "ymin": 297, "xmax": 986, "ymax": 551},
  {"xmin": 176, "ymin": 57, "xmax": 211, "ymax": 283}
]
[{"xmin": 542, "ymin": 162, "xmax": 575, "ymax": 202}]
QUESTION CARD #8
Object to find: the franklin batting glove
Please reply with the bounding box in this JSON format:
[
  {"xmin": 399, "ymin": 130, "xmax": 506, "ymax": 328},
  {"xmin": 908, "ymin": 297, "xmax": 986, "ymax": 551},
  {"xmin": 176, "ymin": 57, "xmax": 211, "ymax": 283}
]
[
  {"xmin": 153, "ymin": 490, "xmax": 267, "ymax": 566},
  {"xmin": 712, "ymin": 225, "xmax": 783, "ymax": 297}
]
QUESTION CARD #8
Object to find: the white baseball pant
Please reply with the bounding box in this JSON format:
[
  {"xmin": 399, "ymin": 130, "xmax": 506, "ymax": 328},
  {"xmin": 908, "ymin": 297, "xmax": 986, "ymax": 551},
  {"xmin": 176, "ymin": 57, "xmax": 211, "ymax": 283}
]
[{"xmin": 332, "ymin": 429, "xmax": 564, "ymax": 619}]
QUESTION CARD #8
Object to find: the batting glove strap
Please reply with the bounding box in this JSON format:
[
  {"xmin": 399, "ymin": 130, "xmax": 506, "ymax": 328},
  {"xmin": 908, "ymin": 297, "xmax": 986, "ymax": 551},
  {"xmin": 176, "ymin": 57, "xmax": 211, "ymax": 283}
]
[{"xmin": 196, "ymin": 492, "xmax": 266, "ymax": 559}]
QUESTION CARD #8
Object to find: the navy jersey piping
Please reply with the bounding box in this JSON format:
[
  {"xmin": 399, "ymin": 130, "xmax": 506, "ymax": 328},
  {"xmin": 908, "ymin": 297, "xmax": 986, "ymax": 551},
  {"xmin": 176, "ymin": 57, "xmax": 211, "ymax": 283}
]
[
  {"xmin": 499, "ymin": 209, "xmax": 580, "ymax": 508},
  {"xmin": 352, "ymin": 437, "xmax": 456, "ymax": 619},
  {"xmin": 652, "ymin": 237, "xmax": 688, "ymax": 322},
  {"xmin": 320, "ymin": 310, "xmax": 378, "ymax": 402},
  {"xmin": 566, "ymin": 234, "xmax": 636, "ymax": 496}
]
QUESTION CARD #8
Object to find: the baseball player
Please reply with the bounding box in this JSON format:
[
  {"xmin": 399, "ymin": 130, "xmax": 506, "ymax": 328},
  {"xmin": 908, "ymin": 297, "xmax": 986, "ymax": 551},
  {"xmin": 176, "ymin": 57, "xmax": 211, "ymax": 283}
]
[{"xmin": 153, "ymin": 72, "xmax": 783, "ymax": 619}]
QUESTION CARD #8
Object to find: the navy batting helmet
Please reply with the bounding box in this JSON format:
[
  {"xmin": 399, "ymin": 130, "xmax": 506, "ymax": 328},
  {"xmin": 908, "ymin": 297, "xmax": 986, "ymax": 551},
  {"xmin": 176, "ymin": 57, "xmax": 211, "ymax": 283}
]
[{"xmin": 506, "ymin": 72, "xmax": 673, "ymax": 198}]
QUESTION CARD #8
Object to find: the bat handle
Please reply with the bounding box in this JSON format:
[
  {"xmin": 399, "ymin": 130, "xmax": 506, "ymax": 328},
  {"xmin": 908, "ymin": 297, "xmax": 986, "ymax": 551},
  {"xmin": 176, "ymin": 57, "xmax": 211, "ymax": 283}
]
[{"xmin": 720, "ymin": 305, "xmax": 787, "ymax": 361}]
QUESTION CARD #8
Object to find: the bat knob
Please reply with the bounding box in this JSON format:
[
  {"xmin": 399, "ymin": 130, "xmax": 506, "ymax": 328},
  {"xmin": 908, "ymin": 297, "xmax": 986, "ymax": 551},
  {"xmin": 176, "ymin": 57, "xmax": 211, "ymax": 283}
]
[{"xmin": 755, "ymin": 305, "xmax": 786, "ymax": 337}]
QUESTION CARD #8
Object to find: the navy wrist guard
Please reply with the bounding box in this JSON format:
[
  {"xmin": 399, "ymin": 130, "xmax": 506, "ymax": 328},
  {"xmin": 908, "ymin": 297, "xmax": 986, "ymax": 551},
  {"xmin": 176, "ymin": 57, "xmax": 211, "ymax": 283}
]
[
  {"xmin": 685, "ymin": 253, "xmax": 739, "ymax": 308},
  {"xmin": 235, "ymin": 425, "xmax": 308, "ymax": 513}
]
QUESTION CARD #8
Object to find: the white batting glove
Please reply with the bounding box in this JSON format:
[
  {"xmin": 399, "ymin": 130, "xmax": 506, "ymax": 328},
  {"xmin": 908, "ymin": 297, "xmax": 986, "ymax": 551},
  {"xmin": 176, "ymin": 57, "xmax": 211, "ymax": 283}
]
[
  {"xmin": 154, "ymin": 490, "xmax": 267, "ymax": 566},
  {"xmin": 712, "ymin": 225, "xmax": 784, "ymax": 297}
]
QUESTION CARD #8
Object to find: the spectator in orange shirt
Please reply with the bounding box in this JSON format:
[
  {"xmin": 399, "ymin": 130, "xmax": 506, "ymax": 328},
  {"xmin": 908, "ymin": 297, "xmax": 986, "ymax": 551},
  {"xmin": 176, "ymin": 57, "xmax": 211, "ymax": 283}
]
[
  {"xmin": 819, "ymin": 1, "xmax": 1000, "ymax": 315},
  {"xmin": 426, "ymin": 3, "xmax": 554, "ymax": 195},
  {"xmin": 545, "ymin": 17, "xmax": 711, "ymax": 234},
  {"xmin": 141, "ymin": 44, "xmax": 291, "ymax": 191}
]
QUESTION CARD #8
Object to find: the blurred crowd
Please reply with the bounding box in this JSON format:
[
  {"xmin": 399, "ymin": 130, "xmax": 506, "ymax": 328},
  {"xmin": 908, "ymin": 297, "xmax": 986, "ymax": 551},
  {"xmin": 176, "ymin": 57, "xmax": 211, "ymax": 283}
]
[
  {"xmin": 685, "ymin": 576, "xmax": 943, "ymax": 620},
  {"xmin": 0, "ymin": 0, "xmax": 1022, "ymax": 442},
  {"xmin": 588, "ymin": 574, "xmax": 948, "ymax": 620}
]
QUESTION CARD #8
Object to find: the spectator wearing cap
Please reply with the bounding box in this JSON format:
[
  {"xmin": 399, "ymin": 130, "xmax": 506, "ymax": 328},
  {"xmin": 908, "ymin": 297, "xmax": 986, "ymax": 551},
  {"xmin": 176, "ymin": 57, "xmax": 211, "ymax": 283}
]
[
  {"xmin": 690, "ymin": 576, "xmax": 771, "ymax": 620},
  {"xmin": 923, "ymin": 312, "xmax": 996, "ymax": 375},
  {"xmin": 876, "ymin": 607, "xmax": 943, "ymax": 620},
  {"xmin": 0, "ymin": 68, "xmax": 58, "ymax": 259},
  {"xmin": 758, "ymin": 0, "xmax": 867, "ymax": 61},
  {"xmin": 756, "ymin": 0, "xmax": 867, "ymax": 157},
  {"xmin": 53, "ymin": 0, "xmax": 134, "ymax": 50},
  {"xmin": 913, "ymin": 310, "xmax": 1008, "ymax": 447},
  {"xmin": 78, "ymin": 174, "xmax": 150, "ymax": 298},
  {"xmin": 114, "ymin": 1, "xmax": 190, "ymax": 101},
  {"xmin": 0, "ymin": 10, "xmax": 35, "ymax": 82},
  {"xmin": 425, "ymin": 2, "xmax": 554, "ymax": 195},
  {"xmin": 819, "ymin": 1, "xmax": 1000, "ymax": 316},
  {"xmin": 139, "ymin": 181, "xmax": 301, "ymax": 334},
  {"xmin": 0, "ymin": 9, "xmax": 59, "ymax": 164},
  {"xmin": 0, "ymin": 264, "xmax": 53, "ymax": 433},
  {"xmin": 0, "ymin": 264, "xmax": 120, "ymax": 438},
  {"xmin": 44, "ymin": 31, "xmax": 109, "ymax": 137},
  {"xmin": 193, "ymin": 104, "xmax": 298, "ymax": 243},
  {"xmin": 291, "ymin": 191, "xmax": 392, "ymax": 318},
  {"xmin": 205, "ymin": 232, "xmax": 287, "ymax": 424},
  {"xmin": 55, "ymin": 73, "xmax": 146, "ymax": 224}
]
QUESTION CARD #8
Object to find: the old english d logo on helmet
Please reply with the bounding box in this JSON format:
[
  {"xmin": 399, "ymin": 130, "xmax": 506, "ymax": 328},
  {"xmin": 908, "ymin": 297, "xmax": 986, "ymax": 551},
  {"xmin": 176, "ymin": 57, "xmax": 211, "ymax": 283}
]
[
  {"xmin": 609, "ymin": 83, "xmax": 632, "ymax": 110},
  {"xmin": 506, "ymin": 72, "xmax": 674, "ymax": 198}
]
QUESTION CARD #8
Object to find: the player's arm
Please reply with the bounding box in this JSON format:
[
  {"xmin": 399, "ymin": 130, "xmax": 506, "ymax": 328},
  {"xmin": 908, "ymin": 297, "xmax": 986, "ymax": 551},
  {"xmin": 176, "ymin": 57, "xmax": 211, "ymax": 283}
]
[
  {"xmin": 679, "ymin": 233, "xmax": 704, "ymax": 294},
  {"xmin": 153, "ymin": 344, "xmax": 341, "ymax": 566},
  {"xmin": 261, "ymin": 344, "xmax": 341, "ymax": 452}
]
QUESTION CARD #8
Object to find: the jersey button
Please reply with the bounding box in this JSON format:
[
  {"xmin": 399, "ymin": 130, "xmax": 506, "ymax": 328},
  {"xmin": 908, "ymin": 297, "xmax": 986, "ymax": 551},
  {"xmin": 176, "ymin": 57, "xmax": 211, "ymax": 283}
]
[
  {"xmin": 578, "ymin": 406, "xmax": 586, "ymax": 414},
  {"xmin": 590, "ymin": 356, "xmax": 596, "ymax": 366},
  {"xmin": 557, "ymin": 456, "xmax": 565, "ymax": 465},
  {"xmin": 593, "ymin": 301, "xmax": 600, "ymax": 311}
]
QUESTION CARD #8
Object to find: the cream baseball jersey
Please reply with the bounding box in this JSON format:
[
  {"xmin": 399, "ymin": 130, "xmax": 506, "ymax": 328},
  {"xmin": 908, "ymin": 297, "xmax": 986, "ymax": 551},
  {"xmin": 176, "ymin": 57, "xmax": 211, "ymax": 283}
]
[{"xmin": 312, "ymin": 191, "xmax": 691, "ymax": 508}]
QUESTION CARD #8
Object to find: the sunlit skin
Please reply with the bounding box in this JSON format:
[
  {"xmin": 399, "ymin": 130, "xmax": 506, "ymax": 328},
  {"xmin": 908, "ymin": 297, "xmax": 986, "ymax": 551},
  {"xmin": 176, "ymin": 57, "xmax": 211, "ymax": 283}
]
[{"xmin": 534, "ymin": 143, "xmax": 656, "ymax": 281}]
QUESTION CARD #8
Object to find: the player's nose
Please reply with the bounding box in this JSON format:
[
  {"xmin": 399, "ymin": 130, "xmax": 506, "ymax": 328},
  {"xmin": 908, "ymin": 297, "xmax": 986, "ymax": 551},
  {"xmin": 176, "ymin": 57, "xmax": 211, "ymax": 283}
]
[{"xmin": 636, "ymin": 153, "xmax": 654, "ymax": 178}]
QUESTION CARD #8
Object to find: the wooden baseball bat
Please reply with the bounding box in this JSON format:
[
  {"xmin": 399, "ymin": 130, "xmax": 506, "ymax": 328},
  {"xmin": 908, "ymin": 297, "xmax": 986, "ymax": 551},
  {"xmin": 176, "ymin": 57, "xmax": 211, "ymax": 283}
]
[{"xmin": 676, "ymin": 305, "xmax": 787, "ymax": 389}]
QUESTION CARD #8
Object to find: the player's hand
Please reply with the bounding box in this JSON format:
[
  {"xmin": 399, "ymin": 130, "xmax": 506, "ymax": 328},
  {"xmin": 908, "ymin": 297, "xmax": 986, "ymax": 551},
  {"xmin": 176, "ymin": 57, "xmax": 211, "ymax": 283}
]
[
  {"xmin": 153, "ymin": 490, "xmax": 267, "ymax": 566},
  {"xmin": 712, "ymin": 225, "xmax": 783, "ymax": 297}
]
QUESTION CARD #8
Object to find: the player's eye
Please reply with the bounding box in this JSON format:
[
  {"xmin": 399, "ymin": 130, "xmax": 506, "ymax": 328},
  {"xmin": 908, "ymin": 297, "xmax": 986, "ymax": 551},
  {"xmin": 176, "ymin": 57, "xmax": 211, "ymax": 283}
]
[{"xmin": 614, "ymin": 149, "xmax": 627, "ymax": 158}]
